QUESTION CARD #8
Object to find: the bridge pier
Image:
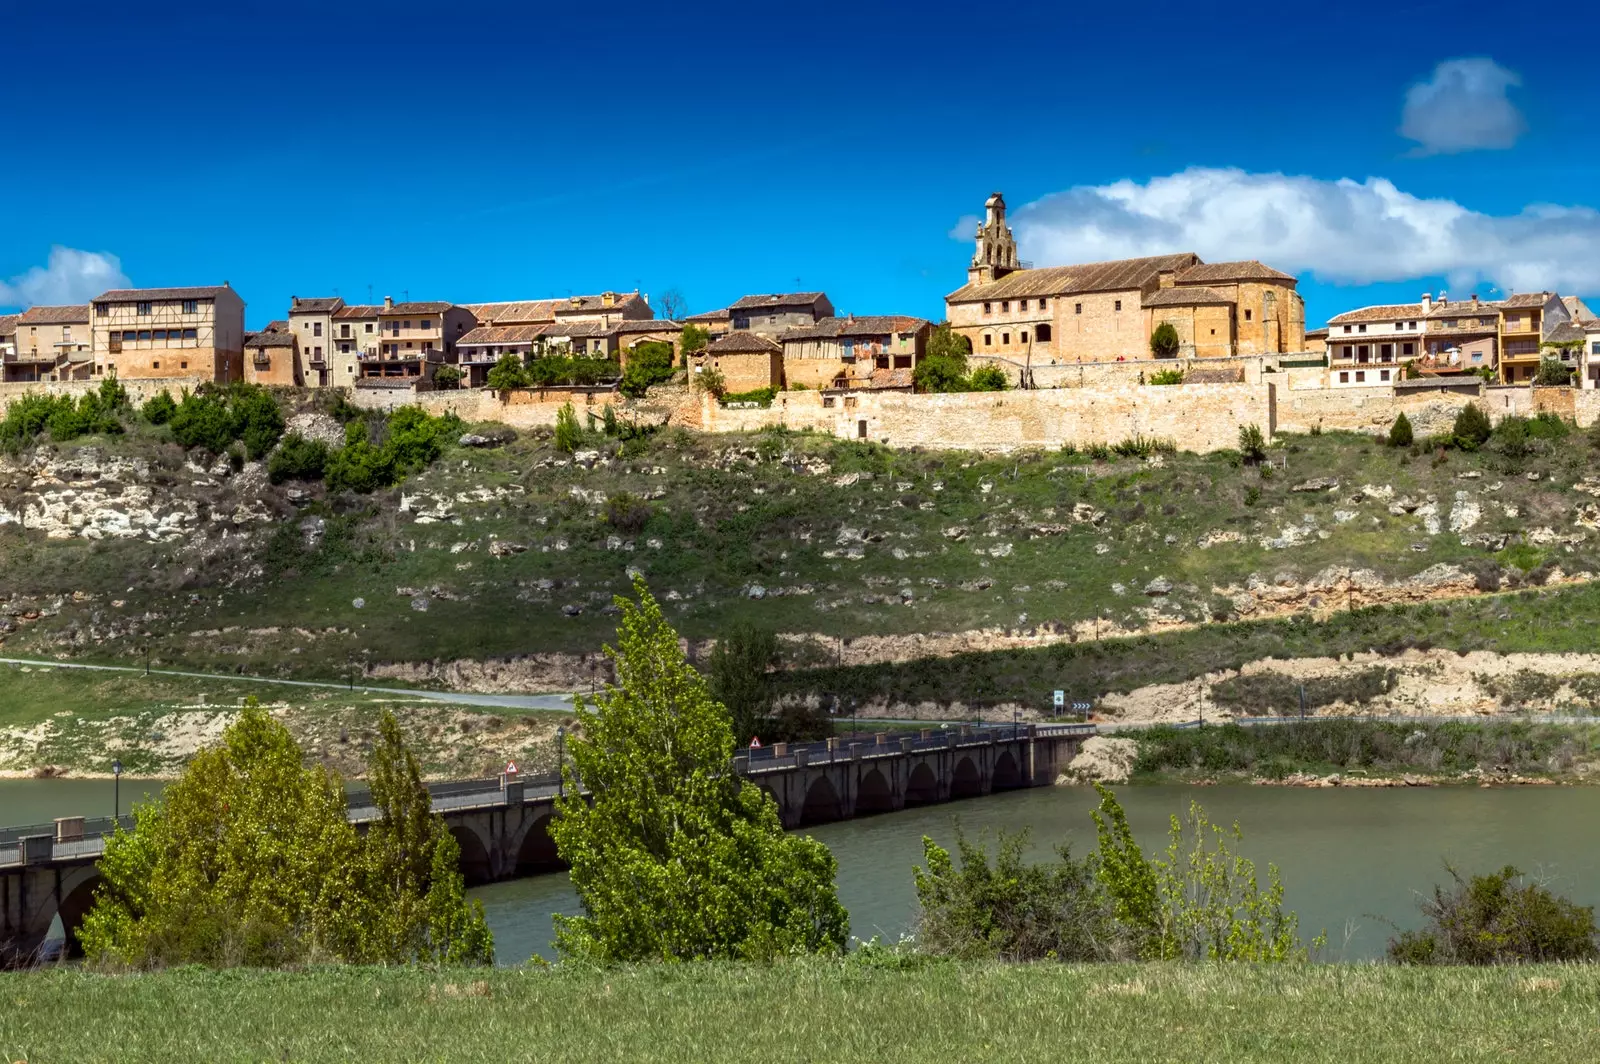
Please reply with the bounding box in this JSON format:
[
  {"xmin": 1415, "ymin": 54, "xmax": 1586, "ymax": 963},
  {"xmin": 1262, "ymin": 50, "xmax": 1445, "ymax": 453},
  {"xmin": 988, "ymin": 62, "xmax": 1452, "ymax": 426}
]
[{"xmin": 0, "ymin": 842, "xmax": 102, "ymax": 967}]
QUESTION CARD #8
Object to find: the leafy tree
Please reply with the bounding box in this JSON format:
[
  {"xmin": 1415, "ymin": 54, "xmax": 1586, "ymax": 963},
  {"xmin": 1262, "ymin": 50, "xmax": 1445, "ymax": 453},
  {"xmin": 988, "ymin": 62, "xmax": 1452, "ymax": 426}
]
[
  {"xmin": 620, "ymin": 341, "xmax": 677, "ymax": 398},
  {"xmin": 927, "ymin": 322, "xmax": 972, "ymax": 361},
  {"xmin": 968, "ymin": 364, "xmax": 1009, "ymax": 391},
  {"xmin": 267, "ymin": 433, "xmax": 330, "ymax": 484},
  {"xmin": 324, "ymin": 420, "xmax": 394, "ymax": 493},
  {"xmin": 680, "ymin": 323, "xmax": 711, "ymax": 364},
  {"xmin": 1534, "ymin": 357, "xmax": 1574, "ymax": 386},
  {"xmin": 432, "ymin": 364, "xmax": 463, "ymax": 390},
  {"xmin": 705, "ymin": 623, "xmax": 780, "ymax": 746},
  {"xmin": 913, "ymin": 827, "xmax": 1121, "ymax": 961},
  {"xmin": 1150, "ymin": 322, "xmax": 1181, "ymax": 359},
  {"xmin": 695, "ymin": 366, "xmax": 727, "ymax": 397},
  {"xmin": 141, "ymin": 390, "xmax": 177, "ymax": 425},
  {"xmin": 1388, "ymin": 412, "xmax": 1414, "ymax": 448},
  {"xmin": 1238, "ymin": 424, "xmax": 1268, "ymax": 464},
  {"xmin": 1389, "ymin": 865, "xmax": 1598, "ymax": 965},
  {"xmin": 485, "ymin": 353, "xmax": 530, "ymax": 392},
  {"xmin": 232, "ymin": 385, "xmax": 285, "ymax": 459},
  {"xmin": 913, "ymin": 355, "xmax": 970, "ymax": 394},
  {"xmin": 385, "ymin": 405, "xmax": 461, "ymax": 476},
  {"xmin": 1452, "ymin": 403, "xmax": 1493, "ymax": 450},
  {"xmin": 168, "ymin": 391, "xmax": 234, "ymax": 452},
  {"xmin": 351, "ymin": 712, "xmax": 493, "ymax": 965},
  {"xmin": 549, "ymin": 579, "xmax": 849, "ymax": 961},
  {"xmin": 554, "ymin": 402, "xmax": 582, "ymax": 453},
  {"xmin": 79, "ymin": 702, "xmax": 364, "ymax": 967}
]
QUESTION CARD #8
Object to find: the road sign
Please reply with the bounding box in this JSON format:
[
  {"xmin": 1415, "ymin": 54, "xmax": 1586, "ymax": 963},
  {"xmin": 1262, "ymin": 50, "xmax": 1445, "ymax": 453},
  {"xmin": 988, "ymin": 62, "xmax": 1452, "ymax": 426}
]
[
  {"xmin": 505, "ymin": 760, "xmax": 519, "ymax": 775},
  {"xmin": 1071, "ymin": 701, "xmax": 1092, "ymax": 712},
  {"xmin": 749, "ymin": 737, "xmax": 762, "ymax": 749},
  {"xmin": 1052, "ymin": 690, "xmax": 1065, "ymax": 708}
]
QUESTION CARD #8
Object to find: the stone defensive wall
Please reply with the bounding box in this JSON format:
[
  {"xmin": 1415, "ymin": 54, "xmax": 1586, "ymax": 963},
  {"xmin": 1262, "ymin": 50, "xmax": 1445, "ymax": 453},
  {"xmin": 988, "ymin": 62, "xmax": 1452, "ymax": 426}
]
[
  {"xmin": 704, "ymin": 381, "xmax": 1276, "ymax": 454},
  {"xmin": 0, "ymin": 377, "xmax": 209, "ymax": 409}
]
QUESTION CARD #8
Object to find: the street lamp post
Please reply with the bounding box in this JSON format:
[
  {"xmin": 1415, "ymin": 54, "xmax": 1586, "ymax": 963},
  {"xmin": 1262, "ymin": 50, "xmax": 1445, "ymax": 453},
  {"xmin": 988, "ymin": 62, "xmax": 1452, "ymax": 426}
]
[
  {"xmin": 556, "ymin": 726, "xmax": 566, "ymax": 798},
  {"xmin": 112, "ymin": 758, "xmax": 122, "ymax": 822}
]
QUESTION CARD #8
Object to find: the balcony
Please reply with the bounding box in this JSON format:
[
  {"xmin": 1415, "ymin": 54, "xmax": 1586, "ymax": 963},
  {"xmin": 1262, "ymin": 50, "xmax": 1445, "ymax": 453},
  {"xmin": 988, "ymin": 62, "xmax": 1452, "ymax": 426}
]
[
  {"xmin": 358, "ymin": 350, "xmax": 425, "ymax": 364},
  {"xmin": 4, "ymin": 350, "xmax": 60, "ymax": 365}
]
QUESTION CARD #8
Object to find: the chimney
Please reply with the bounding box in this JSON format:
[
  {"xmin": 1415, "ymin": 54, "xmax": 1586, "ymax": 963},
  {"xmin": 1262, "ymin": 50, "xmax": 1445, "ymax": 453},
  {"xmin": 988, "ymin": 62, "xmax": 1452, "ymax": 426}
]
[
  {"xmin": 383, "ymin": 295, "xmax": 394, "ymax": 311},
  {"xmin": 291, "ymin": 296, "xmax": 300, "ymax": 309},
  {"xmin": 1420, "ymin": 293, "xmax": 1431, "ymax": 314},
  {"xmin": 1470, "ymin": 294, "xmax": 1479, "ymax": 305}
]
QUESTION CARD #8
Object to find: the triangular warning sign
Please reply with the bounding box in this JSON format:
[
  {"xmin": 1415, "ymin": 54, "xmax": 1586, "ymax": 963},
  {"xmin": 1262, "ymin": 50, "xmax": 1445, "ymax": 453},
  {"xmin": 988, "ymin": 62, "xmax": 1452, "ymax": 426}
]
[
  {"xmin": 505, "ymin": 760, "xmax": 519, "ymax": 775},
  {"xmin": 748, "ymin": 737, "xmax": 762, "ymax": 749}
]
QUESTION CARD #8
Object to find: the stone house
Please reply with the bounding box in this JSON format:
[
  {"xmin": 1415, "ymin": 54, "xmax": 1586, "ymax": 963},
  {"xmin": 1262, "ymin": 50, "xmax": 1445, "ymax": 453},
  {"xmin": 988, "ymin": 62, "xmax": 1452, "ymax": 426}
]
[
  {"xmin": 7, "ymin": 305, "xmax": 92, "ymax": 382},
  {"xmin": 454, "ymin": 324, "xmax": 544, "ymax": 387},
  {"xmin": 696, "ymin": 332, "xmax": 783, "ymax": 393},
  {"xmin": 329, "ymin": 304, "xmax": 382, "ymax": 387},
  {"xmin": 1422, "ymin": 294, "xmax": 1501, "ymax": 376},
  {"xmin": 1580, "ymin": 320, "xmax": 1600, "ymax": 389},
  {"xmin": 946, "ymin": 192, "xmax": 1302, "ymax": 369},
  {"xmin": 727, "ymin": 293, "xmax": 835, "ymax": 336},
  {"xmin": 1303, "ymin": 328, "xmax": 1327, "ymax": 355},
  {"xmin": 1499, "ymin": 292, "xmax": 1570, "ymax": 384},
  {"xmin": 286, "ymin": 296, "xmax": 346, "ymax": 387},
  {"xmin": 1327, "ymin": 302, "xmax": 1427, "ymax": 378},
  {"xmin": 90, "ymin": 285, "xmax": 245, "ymax": 383},
  {"xmin": 614, "ymin": 319, "xmax": 684, "ymax": 362},
  {"xmin": 779, "ymin": 315, "xmax": 930, "ymax": 390},
  {"xmin": 683, "ymin": 307, "xmax": 731, "ymax": 337},
  {"xmin": 244, "ymin": 321, "xmax": 299, "ymax": 386},
  {"xmin": 363, "ymin": 297, "xmax": 474, "ymax": 384}
]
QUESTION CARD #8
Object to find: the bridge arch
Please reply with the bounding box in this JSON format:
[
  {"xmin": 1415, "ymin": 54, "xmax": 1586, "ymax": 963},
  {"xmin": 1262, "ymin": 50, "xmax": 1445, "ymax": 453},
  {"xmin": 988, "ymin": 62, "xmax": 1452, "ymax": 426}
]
[
  {"xmin": 513, "ymin": 814, "xmax": 563, "ymax": 876},
  {"xmin": 992, "ymin": 750, "xmax": 1024, "ymax": 791},
  {"xmin": 854, "ymin": 767, "xmax": 895, "ymax": 816},
  {"xmin": 53, "ymin": 871, "xmax": 102, "ymax": 959},
  {"xmin": 905, "ymin": 762, "xmax": 939, "ymax": 806},
  {"xmin": 799, "ymin": 776, "xmax": 843, "ymax": 827},
  {"xmin": 451, "ymin": 825, "xmax": 493, "ymax": 887},
  {"xmin": 950, "ymin": 756, "xmax": 983, "ymax": 800}
]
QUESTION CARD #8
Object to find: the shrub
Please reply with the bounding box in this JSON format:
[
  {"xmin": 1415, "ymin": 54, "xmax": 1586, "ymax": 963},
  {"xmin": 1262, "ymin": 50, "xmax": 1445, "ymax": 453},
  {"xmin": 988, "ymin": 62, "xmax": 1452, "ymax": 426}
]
[
  {"xmin": 695, "ymin": 367, "xmax": 728, "ymax": 398},
  {"xmin": 323, "ymin": 421, "xmax": 394, "ymax": 493},
  {"xmin": 679, "ymin": 324, "xmax": 710, "ymax": 363},
  {"xmin": 1388, "ymin": 412, "xmax": 1414, "ymax": 448},
  {"xmin": 1452, "ymin": 403, "xmax": 1492, "ymax": 450},
  {"xmin": 913, "ymin": 353, "xmax": 970, "ymax": 394},
  {"xmin": 231, "ymin": 385, "xmax": 285, "ymax": 459},
  {"xmin": 1148, "ymin": 367, "xmax": 1184, "ymax": 386},
  {"xmin": 553, "ymin": 402, "xmax": 582, "ymax": 453},
  {"xmin": 1086, "ymin": 442, "xmax": 1111, "ymax": 461},
  {"xmin": 1238, "ymin": 424, "xmax": 1267, "ymax": 464},
  {"xmin": 267, "ymin": 433, "xmax": 330, "ymax": 484},
  {"xmin": 721, "ymin": 386, "xmax": 780, "ymax": 407},
  {"xmin": 485, "ymin": 354, "xmax": 530, "ymax": 392},
  {"xmin": 1534, "ymin": 357, "xmax": 1573, "ymax": 386},
  {"xmin": 968, "ymin": 364, "xmax": 1009, "ymax": 391},
  {"xmin": 602, "ymin": 491, "xmax": 652, "ymax": 535},
  {"xmin": 1149, "ymin": 321, "xmax": 1181, "ymax": 359},
  {"xmin": 1112, "ymin": 435, "xmax": 1169, "ymax": 458},
  {"xmin": 432, "ymin": 364, "xmax": 463, "ymax": 390},
  {"xmin": 619, "ymin": 341, "xmax": 676, "ymax": 398},
  {"xmin": 1527, "ymin": 411, "xmax": 1571, "ymax": 440},
  {"xmin": 141, "ymin": 390, "xmax": 177, "ymax": 425},
  {"xmin": 1490, "ymin": 416, "xmax": 1533, "ymax": 460},
  {"xmin": 1388, "ymin": 865, "xmax": 1598, "ymax": 965}
]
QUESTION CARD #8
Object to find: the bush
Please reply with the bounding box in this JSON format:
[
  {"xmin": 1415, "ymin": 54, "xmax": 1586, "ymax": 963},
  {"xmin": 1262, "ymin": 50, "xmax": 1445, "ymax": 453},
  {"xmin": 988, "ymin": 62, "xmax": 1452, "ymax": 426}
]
[
  {"xmin": 1238, "ymin": 424, "xmax": 1267, "ymax": 464},
  {"xmin": 913, "ymin": 354, "xmax": 970, "ymax": 394},
  {"xmin": 323, "ymin": 421, "xmax": 394, "ymax": 493},
  {"xmin": 1388, "ymin": 865, "xmax": 1598, "ymax": 965},
  {"xmin": 141, "ymin": 390, "xmax": 177, "ymax": 425},
  {"xmin": 1211, "ymin": 667, "xmax": 1396, "ymax": 716},
  {"xmin": 1388, "ymin": 412, "xmax": 1414, "ymax": 448},
  {"xmin": 619, "ymin": 341, "xmax": 676, "ymax": 398},
  {"xmin": 968, "ymin": 364, "xmax": 1009, "ymax": 391},
  {"xmin": 232, "ymin": 385, "xmax": 285, "ymax": 459},
  {"xmin": 166, "ymin": 383, "xmax": 282, "ymax": 457},
  {"xmin": 1452, "ymin": 403, "xmax": 1492, "ymax": 450},
  {"xmin": 1534, "ymin": 357, "xmax": 1574, "ymax": 386},
  {"xmin": 1527, "ymin": 411, "xmax": 1571, "ymax": 440},
  {"xmin": 679, "ymin": 324, "xmax": 710, "ymax": 363},
  {"xmin": 432, "ymin": 364, "xmax": 463, "ymax": 390},
  {"xmin": 267, "ymin": 433, "xmax": 330, "ymax": 484},
  {"xmin": 695, "ymin": 367, "xmax": 728, "ymax": 398},
  {"xmin": 485, "ymin": 354, "xmax": 530, "ymax": 392},
  {"xmin": 1148, "ymin": 367, "xmax": 1184, "ymax": 386},
  {"xmin": 554, "ymin": 402, "xmax": 582, "ymax": 453},
  {"xmin": 603, "ymin": 491, "xmax": 652, "ymax": 535},
  {"xmin": 1150, "ymin": 322, "xmax": 1181, "ymax": 359},
  {"xmin": 721, "ymin": 385, "xmax": 779, "ymax": 406}
]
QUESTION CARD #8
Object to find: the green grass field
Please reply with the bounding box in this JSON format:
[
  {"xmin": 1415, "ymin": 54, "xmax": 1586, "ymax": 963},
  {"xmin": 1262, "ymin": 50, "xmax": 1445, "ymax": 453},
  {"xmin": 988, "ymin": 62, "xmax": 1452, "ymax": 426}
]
[{"xmin": 3, "ymin": 961, "xmax": 1598, "ymax": 1062}]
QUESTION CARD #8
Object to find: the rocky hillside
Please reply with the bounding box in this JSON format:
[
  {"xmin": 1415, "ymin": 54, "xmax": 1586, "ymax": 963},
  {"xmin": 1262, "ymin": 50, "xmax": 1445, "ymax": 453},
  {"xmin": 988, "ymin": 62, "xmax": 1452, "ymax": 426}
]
[{"xmin": 3, "ymin": 406, "xmax": 1600, "ymax": 698}]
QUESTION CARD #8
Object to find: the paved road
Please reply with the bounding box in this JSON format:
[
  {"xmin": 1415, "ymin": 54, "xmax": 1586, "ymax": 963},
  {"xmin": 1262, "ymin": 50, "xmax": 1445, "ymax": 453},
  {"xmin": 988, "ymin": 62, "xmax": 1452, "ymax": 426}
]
[{"xmin": 0, "ymin": 656, "xmax": 575, "ymax": 712}]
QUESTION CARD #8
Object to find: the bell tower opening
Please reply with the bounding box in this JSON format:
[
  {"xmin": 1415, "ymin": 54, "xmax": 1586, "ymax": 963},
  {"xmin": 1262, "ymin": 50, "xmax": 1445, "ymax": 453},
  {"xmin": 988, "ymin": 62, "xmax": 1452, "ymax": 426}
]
[{"xmin": 969, "ymin": 192, "xmax": 1021, "ymax": 286}]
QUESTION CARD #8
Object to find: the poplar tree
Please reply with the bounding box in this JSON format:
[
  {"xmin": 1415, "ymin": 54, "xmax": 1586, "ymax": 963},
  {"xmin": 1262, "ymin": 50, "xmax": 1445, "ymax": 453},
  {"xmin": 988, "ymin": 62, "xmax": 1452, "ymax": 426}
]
[{"xmin": 550, "ymin": 578, "xmax": 849, "ymax": 961}]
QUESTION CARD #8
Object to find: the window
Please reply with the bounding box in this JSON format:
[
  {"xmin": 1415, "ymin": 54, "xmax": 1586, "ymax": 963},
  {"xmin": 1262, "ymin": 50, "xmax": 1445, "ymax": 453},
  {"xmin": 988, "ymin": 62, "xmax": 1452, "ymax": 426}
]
[
  {"xmin": 1379, "ymin": 344, "xmax": 1393, "ymax": 362},
  {"xmin": 313, "ymin": 322, "xmax": 322, "ymax": 337},
  {"xmin": 1018, "ymin": 299, "xmax": 1028, "ymax": 310},
  {"xmin": 1039, "ymin": 298, "xmax": 1047, "ymax": 309},
  {"xmin": 95, "ymin": 304, "xmax": 108, "ymax": 317},
  {"xmin": 1339, "ymin": 371, "xmax": 1349, "ymax": 383},
  {"xmin": 137, "ymin": 330, "xmax": 151, "ymax": 341},
  {"xmin": 1357, "ymin": 345, "xmax": 1369, "ymax": 362},
  {"xmin": 998, "ymin": 301, "xmax": 1009, "ymax": 312},
  {"xmin": 390, "ymin": 323, "xmax": 400, "ymax": 335},
  {"xmin": 340, "ymin": 343, "xmax": 350, "ymax": 354},
  {"xmin": 340, "ymin": 324, "xmax": 351, "ymax": 338},
  {"xmin": 858, "ymin": 420, "xmax": 868, "ymax": 439},
  {"xmin": 1074, "ymin": 303, "xmax": 1082, "ymax": 314},
  {"xmin": 364, "ymin": 323, "xmax": 373, "ymax": 334},
  {"xmin": 1245, "ymin": 309, "xmax": 1252, "ymax": 321},
  {"xmin": 1355, "ymin": 371, "xmax": 1366, "ymax": 382},
  {"xmin": 1114, "ymin": 300, "xmax": 1122, "ymax": 312},
  {"xmin": 181, "ymin": 361, "xmax": 188, "ymax": 370},
  {"xmin": 1358, "ymin": 324, "xmax": 1367, "ymax": 333},
  {"xmin": 314, "ymin": 346, "xmax": 322, "ymax": 357},
  {"xmin": 137, "ymin": 302, "xmax": 151, "ymax": 315},
  {"xmin": 152, "ymin": 361, "xmax": 160, "ymax": 369},
  {"xmin": 1343, "ymin": 325, "xmax": 1352, "ymax": 333},
  {"xmin": 122, "ymin": 330, "xmax": 136, "ymax": 341},
  {"xmin": 1002, "ymin": 332, "xmax": 1010, "ymax": 345},
  {"xmin": 1036, "ymin": 323, "xmax": 1052, "ymax": 342},
  {"xmin": 1380, "ymin": 370, "xmax": 1391, "ymax": 381},
  {"xmin": 983, "ymin": 334, "xmax": 992, "ymax": 346},
  {"xmin": 403, "ymin": 321, "xmax": 412, "ymax": 330},
  {"xmin": 153, "ymin": 330, "xmax": 166, "ymax": 341},
  {"xmin": 1020, "ymin": 331, "xmax": 1029, "ymax": 344},
  {"xmin": 1402, "ymin": 342, "xmax": 1414, "ymax": 356},
  {"xmin": 182, "ymin": 300, "xmax": 198, "ymax": 314},
  {"xmin": 183, "ymin": 329, "xmax": 196, "ymax": 339}
]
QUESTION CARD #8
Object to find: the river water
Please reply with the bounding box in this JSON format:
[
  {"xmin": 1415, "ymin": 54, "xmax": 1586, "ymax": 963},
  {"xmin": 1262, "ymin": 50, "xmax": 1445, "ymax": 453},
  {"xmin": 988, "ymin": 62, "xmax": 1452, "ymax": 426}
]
[{"xmin": 8, "ymin": 779, "xmax": 1599, "ymax": 963}]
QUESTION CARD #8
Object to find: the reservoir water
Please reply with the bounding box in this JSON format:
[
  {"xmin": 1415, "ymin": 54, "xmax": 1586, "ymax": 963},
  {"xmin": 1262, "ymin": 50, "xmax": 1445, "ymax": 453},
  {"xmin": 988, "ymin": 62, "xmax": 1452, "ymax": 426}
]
[{"xmin": 8, "ymin": 778, "xmax": 1599, "ymax": 963}]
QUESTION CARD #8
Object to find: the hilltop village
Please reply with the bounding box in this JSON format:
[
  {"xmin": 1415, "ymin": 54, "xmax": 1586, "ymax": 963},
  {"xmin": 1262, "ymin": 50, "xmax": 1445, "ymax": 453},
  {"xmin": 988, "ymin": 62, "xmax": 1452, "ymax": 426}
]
[{"xmin": 3, "ymin": 192, "xmax": 1598, "ymax": 452}]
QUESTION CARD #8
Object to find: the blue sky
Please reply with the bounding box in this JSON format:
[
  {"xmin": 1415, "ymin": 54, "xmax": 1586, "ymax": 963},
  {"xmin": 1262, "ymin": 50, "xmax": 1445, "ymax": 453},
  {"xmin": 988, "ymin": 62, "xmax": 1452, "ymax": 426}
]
[{"xmin": 3, "ymin": 0, "xmax": 1597, "ymax": 330}]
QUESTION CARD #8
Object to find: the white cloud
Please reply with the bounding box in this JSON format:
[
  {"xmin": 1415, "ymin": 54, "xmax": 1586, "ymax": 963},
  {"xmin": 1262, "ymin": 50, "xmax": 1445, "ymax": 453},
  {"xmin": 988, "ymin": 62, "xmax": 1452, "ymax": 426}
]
[
  {"xmin": 1000, "ymin": 167, "xmax": 1600, "ymax": 295},
  {"xmin": 0, "ymin": 247, "xmax": 130, "ymax": 308},
  {"xmin": 1400, "ymin": 58, "xmax": 1525, "ymax": 155}
]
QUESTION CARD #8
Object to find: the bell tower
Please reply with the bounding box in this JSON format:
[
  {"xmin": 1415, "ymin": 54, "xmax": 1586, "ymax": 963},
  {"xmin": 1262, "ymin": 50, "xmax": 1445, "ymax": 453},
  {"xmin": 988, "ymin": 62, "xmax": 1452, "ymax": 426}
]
[{"xmin": 968, "ymin": 191, "xmax": 1021, "ymax": 285}]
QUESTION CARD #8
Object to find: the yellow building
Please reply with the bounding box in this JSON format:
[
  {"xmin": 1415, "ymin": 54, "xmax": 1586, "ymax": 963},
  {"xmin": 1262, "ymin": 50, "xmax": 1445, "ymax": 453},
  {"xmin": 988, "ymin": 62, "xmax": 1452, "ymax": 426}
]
[
  {"xmin": 7, "ymin": 305, "xmax": 92, "ymax": 382},
  {"xmin": 1497, "ymin": 292, "xmax": 1565, "ymax": 384},
  {"xmin": 90, "ymin": 284, "xmax": 245, "ymax": 382},
  {"xmin": 243, "ymin": 322, "xmax": 299, "ymax": 386},
  {"xmin": 945, "ymin": 192, "xmax": 1303, "ymax": 369}
]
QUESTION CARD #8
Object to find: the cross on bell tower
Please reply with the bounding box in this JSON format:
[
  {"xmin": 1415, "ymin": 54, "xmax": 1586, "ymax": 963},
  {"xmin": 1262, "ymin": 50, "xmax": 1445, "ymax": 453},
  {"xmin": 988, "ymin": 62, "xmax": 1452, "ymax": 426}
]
[{"xmin": 969, "ymin": 191, "xmax": 1021, "ymax": 285}]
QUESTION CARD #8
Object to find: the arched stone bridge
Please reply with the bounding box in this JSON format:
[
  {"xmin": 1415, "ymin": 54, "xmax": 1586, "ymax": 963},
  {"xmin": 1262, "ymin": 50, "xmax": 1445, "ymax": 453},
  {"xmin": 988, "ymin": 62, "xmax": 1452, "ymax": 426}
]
[{"xmin": 1, "ymin": 723, "xmax": 1091, "ymax": 965}]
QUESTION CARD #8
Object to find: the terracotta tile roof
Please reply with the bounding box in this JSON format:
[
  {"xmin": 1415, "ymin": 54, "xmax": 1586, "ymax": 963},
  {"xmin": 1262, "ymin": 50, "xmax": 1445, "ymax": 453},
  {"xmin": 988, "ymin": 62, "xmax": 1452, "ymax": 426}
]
[
  {"xmin": 333, "ymin": 304, "xmax": 383, "ymax": 319},
  {"xmin": 1502, "ymin": 292, "xmax": 1554, "ymax": 309},
  {"xmin": 1326, "ymin": 303, "xmax": 1425, "ymax": 325},
  {"xmin": 728, "ymin": 292, "xmax": 829, "ymax": 311},
  {"xmin": 685, "ymin": 308, "xmax": 731, "ymax": 322},
  {"xmin": 555, "ymin": 292, "xmax": 641, "ymax": 314},
  {"xmin": 460, "ymin": 293, "xmax": 643, "ymax": 324},
  {"xmin": 17, "ymin": 304, "xmax": 89, "ymax": 325},
  {"xmin": 1545, "ymin": 322, "xmax": 1586, "ymax": 344},
  {"xmin": 614, "ymin": 319, "xmax": 682, "ymax": 333},
  {"xmin": 95, "ymin": 286, "xmax": 235, "ymax": 303},
  {"xmin": 245, "ymin": 321, "xmax": 294, "ymax": 348},
  {"xmin": 707, "ymin": 332, "xmax": 781, "ymax": 354},
  {"xmin": 946, "ymin": 253, "xmax": 1200, "ymax": 303},
  {"xmin": 457, "ymin": 324, "xmax": 546, "ymax": 346},
  {"xmin": 781, "ymin": 315, "xmax": 930, "ymax": 341},
  {"xmin": 537, "ymin": 321, "xmax": 612, "ymax": 339},
  {"xmin": 1582, "ymin": 319, "xmax": 1600, "ymax": 333},
  {"xmin": 1174, "ymin": 260, "xmax": 1295, "ymax": 284},
  {"xmin": 1304, "ymin": 327, "xmax": 1329, "ymax": 338},
  {"xmin": 379, "ymin": 301, "xmax": 453, "ymax": 315},
  {"xmin": 1562, "ymin": 296, "xmax": 1597, "ymax": 323},
  {"xmin": 289, "ymin": 297, "xmax": 343, "ymax": 314},
  {"xmin": 1425, "ymin": 299, "xmax": 1504, "ymax": 319},
  {"xmin": 0, "ymin": 314, "xmax": 18, "ymax": 337},
  {"xmin": 1143, "ymin": 286, "xmax": 1232, "ymax": 307},
  {"xmin": 869, "ymin": 367, "xmax": 915, "ymax": 389}
]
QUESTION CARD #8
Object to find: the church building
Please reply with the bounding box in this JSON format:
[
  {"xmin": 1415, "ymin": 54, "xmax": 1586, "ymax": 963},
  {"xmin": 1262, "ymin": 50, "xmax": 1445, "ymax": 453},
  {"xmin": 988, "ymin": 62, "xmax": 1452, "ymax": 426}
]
[{"xmin": 945, "ymin": 193, "xmax": 1305, "ymax": 368}]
